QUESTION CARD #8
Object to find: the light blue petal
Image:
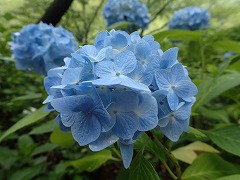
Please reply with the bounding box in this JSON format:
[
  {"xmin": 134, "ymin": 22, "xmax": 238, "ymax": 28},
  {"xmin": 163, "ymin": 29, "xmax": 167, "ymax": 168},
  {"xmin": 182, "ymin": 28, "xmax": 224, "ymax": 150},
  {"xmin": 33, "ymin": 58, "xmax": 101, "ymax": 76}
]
[
  {"xmin": 91, "ymin": 76, "xmax": 122, "ymax": 86},
  {"xmin": 95, "ymin": 47, "xmax": 109, "ymax": 62},
  {"xmin": 110, "ymin": 33, "xmax": 128, "ymax": 51},
  {"xmin": 96, "ymin": 86, "xmax": 112, "ymax": 107},
  {"xmin": 80, "ymin": 45, "xmax": 97, "ymax": 59},
  {"xmin": 158, "ymin": 118, "xmax": 183, "ymax": 142},
  {"xmin": 160, "ymin": 47, "xmax": 178, "ymax": 69},
  {"xmin": 158, "ymin": 116, "xmax": 170, "ymax": 127},
  {"xmin": 155, "ymin": 70, "xmax": 170, "ymax": 90},
  {"xmin": 175, "ymin": 80, "xmax": 198, "ymax": 98},
  {"xmin": 111, "ymin": 89, "xmax": 139, "ymax": 112},
  {"xmin": 168, "ymin": 63, "xmax": 185, "ymax": 83},
  {"xmin": 95, "ymin": 60, "xmax": 115, "ymax": 78},
  {"xmin": 120, "ymin": 76, "xmax": 150, "ymax": 92},
  {"xmin": 112, "ymin": 112, "xmax": 138, "ymax": 139},
  {"xmin": 60, "ymin": 113, "xmax": 80, "ymax": 127},
  {"xmin": 135, "ymin": 40, "xmax": 151, "ymax": 61},
  {"xmin": 93, "ymin": 107, "xmax": 115, "ymax": 132},
  {"xmin": 120, "ymin": 143, "xmax": 133, "ymax": 169},
  {"xmin": 167, "ymin": 90, "xmax": 179, "ymax": 111},
  {"xmin": 51, "ymin": 95, "xmax": 94, "ymax": 113},
  {"xmin": 114, "ymin": 50, "xmax": 137, "ymax": 75},
  {"xmin": 175, "ymin": 103, "xmax": 192, "ymax": 120},
  {"xmin": 61, "ymin": 67, "xmax": 82, "ymax": 85},
  {"xmin": 135, "ymin": 93, "xmax": 158, "ymax": 131},
  {"xmin": 89, "ymin": 131, "xmax": 119, "ymax": 151},
  {"xmin": 72, "ymin": 112, "xmax": 101, "ymax": 146}
]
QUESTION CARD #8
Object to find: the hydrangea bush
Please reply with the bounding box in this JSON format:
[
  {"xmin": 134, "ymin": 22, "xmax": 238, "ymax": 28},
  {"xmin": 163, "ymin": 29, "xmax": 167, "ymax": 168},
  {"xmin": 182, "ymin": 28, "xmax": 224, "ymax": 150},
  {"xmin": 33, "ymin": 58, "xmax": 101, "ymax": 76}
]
[
  {"xmin": 43, "ymin": 30, "xmax": 198, "ymax": 168},
  {"xmin": 9, "ymin": 22, "xmax": 78, "ymax": 76},
  {"xmin": 169, "ymin": 6, "xmax": 210, "ymax": 31},
  {"xmin": 103, "ymin": 0, "xmax": 150, "ymax": 29}
]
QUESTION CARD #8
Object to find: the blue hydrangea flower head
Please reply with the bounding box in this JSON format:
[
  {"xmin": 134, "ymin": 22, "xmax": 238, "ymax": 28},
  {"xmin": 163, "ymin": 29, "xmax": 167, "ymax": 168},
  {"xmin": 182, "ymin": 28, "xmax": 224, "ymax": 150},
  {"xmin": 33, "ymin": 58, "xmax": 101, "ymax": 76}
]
[
  {"xmin": 224, "ymin": 51, "xmax": 236, "ymax": 60},
  {"xmin": 9, "ymin": 22, "xmax": 78, "ymax": 75},
  {"xmin": 103, "ymin": 0, "xmax": 150, "ymax": 29},
  {"xmin": 169, "ymin": 6, "xmax": 210, "ymax": 31},
  {"xmin": 43, "ymin": 29, "xmax": 197, "ymax": 168}
]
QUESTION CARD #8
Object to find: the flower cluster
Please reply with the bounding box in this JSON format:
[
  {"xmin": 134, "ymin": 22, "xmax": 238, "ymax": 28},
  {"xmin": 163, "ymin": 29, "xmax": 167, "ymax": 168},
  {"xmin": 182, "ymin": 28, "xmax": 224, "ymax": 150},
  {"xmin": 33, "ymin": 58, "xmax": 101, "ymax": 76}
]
[
  {"xmin": 44, "ymin": 30, "xmax": 197, "ymax": 168},
  {"xmin": 103, "ymin": 0, "xmax": 150, "ymax": 29},
  {"xmin": 169, "ymin": 6, "xmax": 210, "ymax": 31},
  {"xmin": 9, "ymin": 22, "xmax": 78, "ymax": 75}
]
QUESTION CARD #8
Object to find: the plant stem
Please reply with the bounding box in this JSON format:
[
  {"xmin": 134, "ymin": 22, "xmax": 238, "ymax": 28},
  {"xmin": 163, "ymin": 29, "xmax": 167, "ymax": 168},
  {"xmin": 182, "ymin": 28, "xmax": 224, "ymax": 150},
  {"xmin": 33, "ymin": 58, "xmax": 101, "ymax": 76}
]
[
  {"xmin": 112, "ymin": 147, "xmax": 122, "ymax": 159},
  {"xmin": 153, "ymin": 135, "xmax": 182, "ymax": 180},
  {"xmin": 162, "ymin": 161, "xmax": 178, "ymax": 180}
]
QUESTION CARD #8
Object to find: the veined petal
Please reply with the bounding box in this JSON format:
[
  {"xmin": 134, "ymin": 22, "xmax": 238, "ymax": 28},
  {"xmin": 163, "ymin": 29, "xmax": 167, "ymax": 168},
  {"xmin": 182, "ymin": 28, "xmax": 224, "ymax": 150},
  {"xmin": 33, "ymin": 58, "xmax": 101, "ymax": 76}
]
[
  {"xmin": 135, "ymin": 40, "xmax": 151, "ymax": 61},
  {"xmin": 167, "ymin": 91, "xmax": 179, "ymax": 111},
  {"xmin": 91, "ymin": 76, "xmax": 122, "ymax": 86},
  {"xmin": 89, "ymin": 131, "xmax": 119, "ymax": 151},
  {"xmin": 175, "ymin": 80, "xmax": 198, "ymax": 98},
  {"xmin": 120, "ymin": 143, "xmax": 133, "ymax": 169},
  {"xmin": 51, "ymin": 95, "xmax": 94, "ymax": 113},
  {"xmin": 112, "ymin": 112, "xmax": 138, "ymax": 139},
  {"xmin": 158, "ymin": 118, "xmax": 184, "ymax": 142},
  {"xmin": 93, "ymin": 107, "xmax": 115, "ymax": 132},
  {"xmin": 120, "ymin": 76, "xmax": 150, "ymax": 92},
  {"xmin": 61, "ymin": 67, "xmax": 82, "ymax": 85},
  {"xmin": 168, "ymin": 63, "xmax": 185, "ymax": 83},
  {"xmin": 160, "ymin": 47, "xmax": 178, "ymax": 69},
  {"xmin": 114, "ymin": 50, "xmax": 137, "ymax": 75},
  {"xmin": 155, "ymin": 70, "xmax": 170, "ymax": 90},
  {"xmin": 61, "ymin": 113, "xmax": 81, "ymax": 127},
  {"xmin": 111, "ymin": 89, "xmax": 139, "ymax": 112},
  {"xmin": 135, "ymin": 93, "xmax": 158, "ymax": 131},
  {"xmin": 71, "ymin": 112, "xmax": 101, "ymax": 146},
  {"xmin": 95, "ymin": 60, "xmax": 115, "ymax": 77}
]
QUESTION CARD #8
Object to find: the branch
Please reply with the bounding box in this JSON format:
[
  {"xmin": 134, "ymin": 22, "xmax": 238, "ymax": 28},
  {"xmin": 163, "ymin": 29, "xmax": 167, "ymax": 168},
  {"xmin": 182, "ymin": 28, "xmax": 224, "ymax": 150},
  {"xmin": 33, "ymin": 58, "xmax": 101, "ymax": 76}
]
[{"xmin": 38, "ymin": 0, "xmax": 74, "ymax": 26}]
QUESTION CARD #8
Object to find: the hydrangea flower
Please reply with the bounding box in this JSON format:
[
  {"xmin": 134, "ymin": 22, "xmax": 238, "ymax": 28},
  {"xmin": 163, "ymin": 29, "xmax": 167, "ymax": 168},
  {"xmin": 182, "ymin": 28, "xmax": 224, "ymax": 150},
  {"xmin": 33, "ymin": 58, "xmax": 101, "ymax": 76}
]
[
  {"xmin": 43, "ymin": 29, "xmax": 197, "ymax": 168},
  {"xmin": 169, "ymin": 6, "xmax": 210, "ymax": 31},
  {"xmin": 103, "ymin": 0, "xmax": 150, "ymax": 29},
  {"xmin": 9, "ymin": 22, "xmax": 78, "ymax": 75}
]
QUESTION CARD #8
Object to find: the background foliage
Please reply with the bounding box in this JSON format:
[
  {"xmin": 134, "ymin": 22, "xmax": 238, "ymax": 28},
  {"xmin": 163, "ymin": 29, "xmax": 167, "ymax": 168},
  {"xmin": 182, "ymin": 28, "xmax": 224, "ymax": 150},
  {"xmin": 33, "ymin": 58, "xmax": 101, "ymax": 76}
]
[{"xmin": 1, "ymin": 0, "xmax": 240, "ymax": 179}]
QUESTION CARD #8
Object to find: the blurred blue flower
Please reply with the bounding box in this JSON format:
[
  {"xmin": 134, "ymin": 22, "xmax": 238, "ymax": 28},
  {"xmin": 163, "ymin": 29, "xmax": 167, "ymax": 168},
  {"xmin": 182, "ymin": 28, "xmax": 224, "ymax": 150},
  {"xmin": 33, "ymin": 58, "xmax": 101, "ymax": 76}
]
[
  {"xmin": 43, "ymin": 29, "xmax": 197, "ymax": 168},
  {"xmin": 103, "ymin": 0, "xmax": 150, "ymax": 29},
  {"xmin": 224, "ymin": 51, "xmax": 236, "ymax": 60},
  {"xmin": 169, "ymin": 6, "xmax": 210, "ymax": 31},
  {"xmin": 9, "ymin": 22, "xmax": 78, "ymax": 75}
]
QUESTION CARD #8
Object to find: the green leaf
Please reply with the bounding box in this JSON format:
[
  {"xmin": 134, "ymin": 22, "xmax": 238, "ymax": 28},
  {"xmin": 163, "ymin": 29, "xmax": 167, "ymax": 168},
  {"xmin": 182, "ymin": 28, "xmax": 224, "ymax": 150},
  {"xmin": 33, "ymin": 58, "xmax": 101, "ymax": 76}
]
[
  {"xmin": 66, "ymin": 150, "xmax": 113, "ymax": 172},
  {"xmin": 31, "ymin": 143, "xmax": 58, "ymax": 157},
  {"xmin": 203, "ymin": 126, "xmax": 240, "ymax": 156},
  {"xmin": 129, "ymin": 152, "xmax": 160, "ymax": 180},
  {"xmin": 0, "ymin": 56, "xmax": 15, "ymax": 62},
  {"xmin": 154, "ymin": 30, "xmax": 202, "ymax": 41},
  {"xmin": 216, "ymin": 174, "xmax": 240, "ymax": 180},
  {"xmin": 182, "ymin": 153, "xmax": 240, "ymax": 180},
  {"xmin": 186, "ymin": 127, "xmax": 208, "ymax": 139},
  {"xmin": 194, "ymin": 72, "xmax": 240, "ymax": 108},
  {"xmin": 199, "ymin": 107, "xmax": 229, "ymax": 123},
  {"xmin": 107, "ymin": 21, "xmax": 133, "ymax": 30},
  {"xmin": 12, "ymin": 93, "xmax": 42, "ymax": 102},
  {"xmin": 172, "ymin": 141, "xmax": 219, "ymax": 164},
  {"xmin": 9, "ymin": 165, "xmax": 42, "ymax": 180},
  {"xmin": 50, "ymin": 128, "xmax": 75, "ymax": 147},
  {"xmin": 0, "ymin": 147, "xmax": 18, "ymax": 169},
  {"xmin": 0, "ymin": 105, "xmax": 50, "ymax": 143},
  {"xmin": 18, "ymin": 135, "xmax": 36, "ymax": 156},
  {"xmin": 213, "ymin": 40, "xmax": 240, "ymax": 52},
  {"xmin": 29, "ymin": 120, "xmax": 57, "ymax": 135},
  {"xmin": 135, "ymin": 133, "xmax": 165, "ymax": 161}
]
